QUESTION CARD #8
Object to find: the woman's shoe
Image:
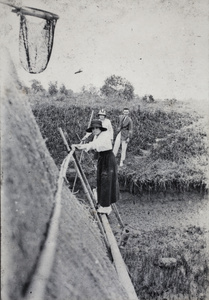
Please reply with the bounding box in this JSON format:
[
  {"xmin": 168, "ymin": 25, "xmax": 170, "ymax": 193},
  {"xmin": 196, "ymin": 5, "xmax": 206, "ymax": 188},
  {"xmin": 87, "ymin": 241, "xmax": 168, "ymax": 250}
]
[{"xmin": 97, "ymin": 205, "xmax": 112, "ymax": 215}]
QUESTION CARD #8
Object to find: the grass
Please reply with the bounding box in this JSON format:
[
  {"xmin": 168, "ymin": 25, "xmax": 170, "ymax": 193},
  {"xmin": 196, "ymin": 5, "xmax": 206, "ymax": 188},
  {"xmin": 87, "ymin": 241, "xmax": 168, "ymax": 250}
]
[
  {"xmin": 28, "ymin": 87, "xmax": 209, "ymax": 299},
  {"xmin": 119, "ymin": 116, "xmax": 208, "ymax": 194},
  {"xmin": 31, "ymin": 92, "xmax": 208, "ymax": 194},
  {"xmin": 121, "ymin": 226, "xmax": 208, "ymax": 300}
]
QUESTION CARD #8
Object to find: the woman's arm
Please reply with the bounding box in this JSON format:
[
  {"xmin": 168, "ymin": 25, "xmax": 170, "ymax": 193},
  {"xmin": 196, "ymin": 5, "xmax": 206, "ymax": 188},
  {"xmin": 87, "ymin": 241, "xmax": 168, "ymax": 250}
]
[
  {"xmin": 73, "ymin": 132, "xmax": 112, "ymax": 152},
  {"xmin": 72, "ymin": 141, "xmax": 94, "ymax": 152}
]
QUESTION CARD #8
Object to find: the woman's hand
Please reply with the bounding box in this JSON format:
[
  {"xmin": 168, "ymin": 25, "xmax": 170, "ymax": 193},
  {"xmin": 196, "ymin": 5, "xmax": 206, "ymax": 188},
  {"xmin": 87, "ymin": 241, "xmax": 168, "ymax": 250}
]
[
  {"xmin": 71, "ymin": 144, "xmax": 81, "ymax": 150},
  {"xmin": 72, "ymin": 144, "xmax": 85, "ymax": 150}
]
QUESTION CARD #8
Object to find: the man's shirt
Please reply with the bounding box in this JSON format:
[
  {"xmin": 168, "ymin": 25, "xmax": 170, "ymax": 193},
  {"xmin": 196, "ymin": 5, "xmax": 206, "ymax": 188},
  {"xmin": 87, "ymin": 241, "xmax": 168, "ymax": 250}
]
[{"xmin": 118, "ymin": 115, "xmax": 133, "ymax": 140}]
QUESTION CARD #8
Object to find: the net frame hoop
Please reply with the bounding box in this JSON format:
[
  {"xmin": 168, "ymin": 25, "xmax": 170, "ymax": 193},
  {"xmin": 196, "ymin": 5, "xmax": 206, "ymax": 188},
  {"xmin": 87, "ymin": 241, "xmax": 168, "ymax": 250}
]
[{"xmin": 11, "ymin": 6, "xmax": 59, "ymax": 21}]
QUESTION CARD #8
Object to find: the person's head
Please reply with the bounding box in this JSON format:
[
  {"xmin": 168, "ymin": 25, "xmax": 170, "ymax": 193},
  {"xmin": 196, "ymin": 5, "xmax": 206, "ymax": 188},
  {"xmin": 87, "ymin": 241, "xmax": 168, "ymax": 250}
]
[
  {"xmin": 98, "ymin": 109, "xmax": 106, "ymax": 121},
  {"xmin": 123, "ymin": 108, "xmax": 129, "ymax": 115},
  {"xmin": 86, "ymin": 119, "xmax": 107, "ymax": 136}
]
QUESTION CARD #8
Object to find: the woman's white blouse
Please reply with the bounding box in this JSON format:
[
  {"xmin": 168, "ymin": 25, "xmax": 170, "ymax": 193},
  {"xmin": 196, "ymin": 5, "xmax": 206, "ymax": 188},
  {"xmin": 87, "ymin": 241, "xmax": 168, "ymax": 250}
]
[{"xmin": 84, "ymin": 131, "xmax": 112, "ymax": 152}]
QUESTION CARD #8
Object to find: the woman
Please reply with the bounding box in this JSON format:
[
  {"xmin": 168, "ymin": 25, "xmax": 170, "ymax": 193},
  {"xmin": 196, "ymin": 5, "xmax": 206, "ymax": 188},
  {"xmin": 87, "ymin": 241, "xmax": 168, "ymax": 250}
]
[
  {"xmin": 72, "ymin": 119, "xmax": 119, "ymax": 215},
  {"xmin": 98, "ymin": 109, "xmax": 114, "ymax": 144}
]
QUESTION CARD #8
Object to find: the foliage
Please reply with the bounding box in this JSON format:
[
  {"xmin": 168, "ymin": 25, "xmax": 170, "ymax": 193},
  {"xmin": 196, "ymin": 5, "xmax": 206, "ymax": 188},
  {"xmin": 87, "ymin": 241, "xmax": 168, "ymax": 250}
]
[
  {"xmin": 165, "ymin": 98, "xmax": 177, "ymax": 105},
  {"xmin": 28, "ymin": 79, "xmax": 194, "ymax": 116},
  {"xmin": 28, "ymin": 79, "xmax": 208, "ymax": 194},
  {"xmin": 142, "ymin": 94, "xmax": 155, "ymax": 103},
  {"xmin": 48, "ymin": 81, "xmax": 58, "ymax": 96},
  {"xmin": 32, "ymin": 100, "xmax": 208, "ymax": 193},
  {"xmin": 32, "ymin": 105, "xmax": 96, "ymax": 166},
  {"xmin": 100, "ymin": 75, "xmax": 134, "ymax": 101},
  {"xmin": 151, "ymin": 122, "xmax": 208, "ymax": 162},
  {"xmin": 59, "ymin": 84, "xmax": 68, "ymax": 95},
  {"xmin": 31, "ymin": 80, "xmax": 45, "ymax": 93},
  {"xmin": 119, "ymin": 117, "xmax": 208, "ymax": 194},
  {"xmin": 123, "ymin": 226, "xmax": 208, "ymax": 299},
  {"xmin": 129, "ymin": 109, "xmax": 193, "ymax": 152},
  {"xmin": 119, "ymin": 156, "xmax": 208, "ymax": 194}
]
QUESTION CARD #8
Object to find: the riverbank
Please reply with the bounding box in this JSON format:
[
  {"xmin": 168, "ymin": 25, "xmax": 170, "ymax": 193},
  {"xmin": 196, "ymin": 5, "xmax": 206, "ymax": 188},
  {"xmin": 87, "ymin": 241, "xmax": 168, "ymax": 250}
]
[{"xmin": 109, "ymin": 191, "xmax": 209, "ymax": 300}]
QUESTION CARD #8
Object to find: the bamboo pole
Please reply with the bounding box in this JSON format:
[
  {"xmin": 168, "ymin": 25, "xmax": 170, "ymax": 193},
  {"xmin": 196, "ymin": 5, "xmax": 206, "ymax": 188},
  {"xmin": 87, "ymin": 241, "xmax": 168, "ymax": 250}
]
[
  {"xmin": 71, "ymin": 157, "xmax": 110, "ymax": 249},
  {"xmin": 112, "ymin": 203, "xmax": 125, "ymax": 229},
  {"xmin": 100, "ymin": 214, "xmax": 139, "ymax": 300},
  {"xmin": 58, "ymin": 127, "xmax": 109, "ymax": 248},
  {"xmin": 0, "ymin": 2, "xmax": 59, "ymax": 20},
  {"xmin": 58, "ymin": 127, "xmax": 71, "ymax": 152},
  {"xmin": 72, "ymin": 110, "xmax": 94, "ymax": 193},
  {"xmin": 25, "ymin": 150, "xmax": 74, "ymax": 300},
  {"xmin": 58, "ymin": 128, "xmax": 137, "ymax": 299}
]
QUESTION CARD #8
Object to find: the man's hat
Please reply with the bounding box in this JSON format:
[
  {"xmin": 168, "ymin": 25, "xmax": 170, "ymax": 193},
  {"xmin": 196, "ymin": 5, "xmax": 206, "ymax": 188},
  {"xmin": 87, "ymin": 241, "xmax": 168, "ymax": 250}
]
[
  {"xmin": 86, "ymin": 119, "xmax": 107, "ymax": 133},
  {"xmin": 98, "ymin": 109, "xmax": 106, "ymax": 116}
]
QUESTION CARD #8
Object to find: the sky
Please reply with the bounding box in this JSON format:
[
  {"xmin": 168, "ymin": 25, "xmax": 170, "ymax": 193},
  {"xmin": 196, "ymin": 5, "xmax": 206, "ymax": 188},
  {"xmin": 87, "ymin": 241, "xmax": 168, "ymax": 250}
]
[{"xmin": 1, "ymin": 0, "xmax": 208, "ymax": 101}]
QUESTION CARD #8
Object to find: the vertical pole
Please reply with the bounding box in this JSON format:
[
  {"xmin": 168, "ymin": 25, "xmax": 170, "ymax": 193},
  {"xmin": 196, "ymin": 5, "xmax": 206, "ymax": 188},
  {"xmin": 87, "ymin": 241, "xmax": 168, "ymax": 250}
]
[{"xmin": 72, "ymin": 110, "xmax": 94, "ymax": 192}]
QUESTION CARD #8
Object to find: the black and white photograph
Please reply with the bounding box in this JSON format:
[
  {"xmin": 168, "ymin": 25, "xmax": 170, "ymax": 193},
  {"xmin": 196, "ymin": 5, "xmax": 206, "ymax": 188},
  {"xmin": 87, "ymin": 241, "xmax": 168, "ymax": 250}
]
[{"xmin": 1, "ymin": 0, "xmax": 209, "ymax": 299}]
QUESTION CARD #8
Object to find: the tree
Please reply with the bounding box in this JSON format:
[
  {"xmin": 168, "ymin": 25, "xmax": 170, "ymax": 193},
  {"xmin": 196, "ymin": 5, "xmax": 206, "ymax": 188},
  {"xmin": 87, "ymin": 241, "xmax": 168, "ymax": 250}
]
[
  {"xmin": 142, "ymin": 94, "xmax": 155, "ymax": 103},
  {"xmin": 100, "ymin": 75, "xmax": 134, "ymax": 101},
  {"xmin": 81, "ymin": 84, "xmax": 99, "ymax": 96},
  {"xmin": 31, "ymin": 80, "xmax": 45, "ymax": 93},
  {"xmin": 60, "ymin": 84, "xmax": 68, "ymax": 95},
  {"xmin": 48, "ymin": 81, "xmax": 58, "ymax": 96}
]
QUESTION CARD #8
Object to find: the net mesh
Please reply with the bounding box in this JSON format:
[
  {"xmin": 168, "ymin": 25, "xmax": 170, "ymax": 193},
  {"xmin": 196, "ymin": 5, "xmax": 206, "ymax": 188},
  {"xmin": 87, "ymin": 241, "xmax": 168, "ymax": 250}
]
[{"xmin": 19, "ymin": 14, "xmax": 57, "ymax": 74}]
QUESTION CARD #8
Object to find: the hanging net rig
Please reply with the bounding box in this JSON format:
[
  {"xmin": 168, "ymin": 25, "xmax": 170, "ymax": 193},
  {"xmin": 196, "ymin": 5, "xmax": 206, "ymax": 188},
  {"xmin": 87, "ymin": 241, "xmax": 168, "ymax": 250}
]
[{"xmin": 3, "ymin": 3, "xmax": 59, "ymax": 74}]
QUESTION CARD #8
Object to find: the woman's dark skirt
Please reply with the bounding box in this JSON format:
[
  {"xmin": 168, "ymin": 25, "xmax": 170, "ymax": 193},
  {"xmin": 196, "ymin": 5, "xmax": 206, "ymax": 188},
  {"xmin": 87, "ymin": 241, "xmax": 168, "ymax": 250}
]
[{"xmin": 97, "ymin": 150, "xmax": 119, "ymax": 207}]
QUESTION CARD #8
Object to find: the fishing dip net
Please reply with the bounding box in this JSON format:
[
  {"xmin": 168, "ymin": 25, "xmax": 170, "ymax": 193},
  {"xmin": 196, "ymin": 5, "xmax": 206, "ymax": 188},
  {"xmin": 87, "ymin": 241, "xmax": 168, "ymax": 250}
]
[{"xmin": 12, "ymin": 6, "xmax": 59, "ymax": 73}]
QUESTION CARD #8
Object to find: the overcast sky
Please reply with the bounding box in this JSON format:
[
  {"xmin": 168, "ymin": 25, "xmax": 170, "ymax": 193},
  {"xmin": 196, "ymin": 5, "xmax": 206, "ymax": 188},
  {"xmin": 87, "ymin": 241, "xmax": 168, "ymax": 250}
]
[{"xmin": 1, "ymin": 0, "xmax": 208, "ymax": 101}]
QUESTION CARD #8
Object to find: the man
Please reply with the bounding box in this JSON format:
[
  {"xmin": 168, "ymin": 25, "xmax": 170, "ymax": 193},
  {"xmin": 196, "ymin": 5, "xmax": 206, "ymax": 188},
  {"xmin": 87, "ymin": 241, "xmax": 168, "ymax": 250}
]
[
  {"xmin": 113, "ymin": 108, "xmax": 133, "ymax": 167},
  {"xmin": 82, "ymin": 109, "xmax": 114, "ymax": 143}
]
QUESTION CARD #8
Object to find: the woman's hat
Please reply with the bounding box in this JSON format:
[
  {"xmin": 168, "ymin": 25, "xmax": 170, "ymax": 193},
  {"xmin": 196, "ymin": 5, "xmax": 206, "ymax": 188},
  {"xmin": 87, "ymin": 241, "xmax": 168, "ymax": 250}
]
[
  {"xmin": 86, "ymin": 119, "xmax": 107, "ymax": 132},
  {"xmin": 98, "ymin": 109, "xmax": 106, "ymax": 116}
]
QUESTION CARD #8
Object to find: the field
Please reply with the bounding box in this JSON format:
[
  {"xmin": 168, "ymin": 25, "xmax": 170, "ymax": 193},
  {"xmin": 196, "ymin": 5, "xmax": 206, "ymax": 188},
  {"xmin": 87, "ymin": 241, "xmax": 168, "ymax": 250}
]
[
  {"xmin": 29, "ymin": 89, "xmax": 209, "ymax": 299},
  {"xmin": 31, "ymin": 92, "xmax": 208, "ymax": 194}
]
